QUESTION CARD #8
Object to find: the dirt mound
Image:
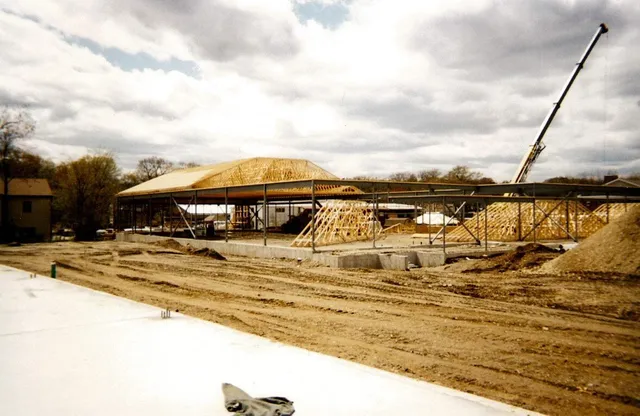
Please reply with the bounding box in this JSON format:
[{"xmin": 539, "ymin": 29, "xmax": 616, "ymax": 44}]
[
  {"xmin": 185, "ymin": 245, "xmax": 227, "ymax": 260},
  {"xmin": 153, "ymin": 239, "xmax": 226, "ymax": 260},
  {"xmin": 542, "ymin": 205, "xmax": 640, "ymax": 275},
  {"xmin": 154, "ymin": 239, "xmax": 184, "ymax": 251},
  {"xmin": 463, "ymin": 243, "xmax": 561, "ymax": 273}
]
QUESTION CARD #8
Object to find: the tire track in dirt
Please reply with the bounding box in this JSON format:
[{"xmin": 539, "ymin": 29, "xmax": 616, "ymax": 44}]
[{"xmin": 0, "ymin": 241, "xmax": 638, "ymax": 416}]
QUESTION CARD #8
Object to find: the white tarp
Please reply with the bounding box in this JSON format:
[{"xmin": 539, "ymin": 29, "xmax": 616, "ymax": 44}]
[
  {"xmin": 0, "ymin": 266, "xmax": 539, "ymax": 416},
  {"xmin": 415, "ymin": 212, "xmax": 459, "ymax": 225},
  {"xmin": 179, "ymin": 204, "xmax": 234, "ymax": 215}
]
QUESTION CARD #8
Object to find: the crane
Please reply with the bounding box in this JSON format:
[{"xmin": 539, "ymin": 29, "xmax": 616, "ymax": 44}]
[{"xmin": 510, "ymin": 23, "xmax": 609, "ymax": 184}]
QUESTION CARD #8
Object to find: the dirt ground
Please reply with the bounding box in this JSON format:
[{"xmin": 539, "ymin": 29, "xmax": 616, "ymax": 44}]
[{"xmin": 1, "ymin": 241, "xmax": 638, "ymax": 416}]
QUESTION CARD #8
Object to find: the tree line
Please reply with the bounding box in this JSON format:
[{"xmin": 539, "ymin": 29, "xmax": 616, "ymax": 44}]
[
  {"xmin": 2, "ymin": 106, "xmax": 637, "ymax": 241},
  {"xmin": 1, "ymin": 106, "xmax": 199, "ymax": 241}
]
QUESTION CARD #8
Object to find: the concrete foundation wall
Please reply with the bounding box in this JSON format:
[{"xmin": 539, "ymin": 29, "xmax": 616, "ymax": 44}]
[
  {"xmin": 117, "ymin": 233, "xmax": 315, "ymax": 260},
  {"xmin": 116, "ymin": 233, "xmax": 447, "ymax": 271}
]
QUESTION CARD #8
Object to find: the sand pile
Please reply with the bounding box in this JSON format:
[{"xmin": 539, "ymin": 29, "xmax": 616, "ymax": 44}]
[
  {"xmin": 542, "ymin": 204, "xmax": 640, "ymax": 275},
  {"xmin": 155, "ymin": 238, "xmax": 184, "ymax": 251}
]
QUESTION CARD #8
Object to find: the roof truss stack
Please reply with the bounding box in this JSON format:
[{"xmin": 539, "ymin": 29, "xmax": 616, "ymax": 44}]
[
  {"xmin": 446, "ymin": 200, "xmax": 606, "ymax": 242},
  {"xmin": 291, "ymin": 201, "xmax": 383, "ymax": 248}
]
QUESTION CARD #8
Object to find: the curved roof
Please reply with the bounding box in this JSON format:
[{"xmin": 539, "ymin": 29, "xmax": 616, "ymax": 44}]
[{"xmin": 118, "ymin": 157, "xmax": 355, "ymax": 197}]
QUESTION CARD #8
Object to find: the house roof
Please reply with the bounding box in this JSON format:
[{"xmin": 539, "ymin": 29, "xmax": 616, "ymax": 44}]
[
  {"xmin": 0, "ymin": 179, "xmax": 52, "ymax": 197},
  {"xmin": 604, "ymin": 178, "xmax": 640, "ymax": 188},
  {"xmin": 118, "ymin": 157, "xmax": 361, "ymax": 198}
]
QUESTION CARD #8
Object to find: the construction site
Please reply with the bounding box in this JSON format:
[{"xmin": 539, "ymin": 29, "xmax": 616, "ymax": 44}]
[{"xmin": 1, "ymin": 22, "xmax": 639, "ymax": 416}]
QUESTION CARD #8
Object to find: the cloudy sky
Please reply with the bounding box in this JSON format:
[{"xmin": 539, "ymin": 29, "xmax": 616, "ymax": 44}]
[{"xmin": 1, "ymin": 0, "xmax": 638, "ymax": 181}]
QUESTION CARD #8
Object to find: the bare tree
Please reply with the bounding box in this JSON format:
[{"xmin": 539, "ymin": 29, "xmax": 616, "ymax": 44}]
[
  {"xmin": 135, "ymin": 156, "xmax": 174, "ymax": 181},
  {"xmin": 177, "ymin": 161, "xmax": 201, "ymax": 169},
  {"xmin": 388, "ymin": 172, "xmax": 418, "ymax": 182},
  {"xmin": 0, "ymin": 106, "xmax": 36, "ymax": 240},
  {"xmin": 417, "ymin": 169, "xmax": 442, "ymax": 182}
]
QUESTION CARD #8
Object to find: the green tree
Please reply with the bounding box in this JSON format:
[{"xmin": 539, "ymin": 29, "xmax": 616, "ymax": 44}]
[
  {"xmin": 443, "ymin": 166, "xmax": 482, "ymax": 183},
  {"xmin": 11, "ymin": 149, "xmax": 55, "ymax": 181},
  {"xmin": 0, "ymin": 106, "xmax": 36, "ymax": 241},
  {"xmin": 55, "ymin": 154, "xmax": 120, "ymax": 240},
  {"xmin": 120, "ymin": 171, "xmax": 142, "ymax": 190}
]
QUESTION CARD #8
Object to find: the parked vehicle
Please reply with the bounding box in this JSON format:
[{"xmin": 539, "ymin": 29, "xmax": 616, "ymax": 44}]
[{"xmin": 96, "ymin": 228, "xmax": 116, "ymax": 240}]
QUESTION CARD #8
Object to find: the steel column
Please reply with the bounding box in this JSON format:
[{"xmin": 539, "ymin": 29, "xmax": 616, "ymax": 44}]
[
  {"xmin": 311, "ymin": 180, "xmax": 316, "ymax": 253},
  {"xmin": 532, "ymin": 199, "xmax": 537, "ymax": 243},
  {"xmin": 413, "ymin": 194, "xmax": 418, "ymax": 237},
  {"xmin": 484, "ymin": 199, "xmax": 488, "ymax": 252},
  {"xmin": 194, "ymin": 191, "xmax": 198, "ymax": 239},
  {"xmin": 575, "ymin": 199, "xmax": 579, "ymax": 241},
  {"xmin": 225, "ymin": 187, "xmax": 229, "ymax": 242},
  {"xmin": 428, "ymin": 203, "xmax": 431, "ymax": 244},
  {"xmin": 565, "ymin": 200, "xmax": 570, "ymax": 239},
  {"xmin": 442, "ymin": 196, "xmax": 446, "ymax": 256},
  {"xmin": 133, "ymin": 198, "xmax": 137, "ymax": 234},
  {"xmin": 372, "ymin": 191, "xmax": 377, "ymax": 248},
  {"xmin": 476, "ymin": 202, "xmax": 480, "ymax": 242},
  {"xmin": 169, "ymin": 194, "xmax": 173, "ymax": 237},
  {"xmin": 263, "ymin": 184, "xmax": 267, "ymax": 246},
  {"xmin": 517, "ymin": 202, "xmax": 522, "ymax": 241}
]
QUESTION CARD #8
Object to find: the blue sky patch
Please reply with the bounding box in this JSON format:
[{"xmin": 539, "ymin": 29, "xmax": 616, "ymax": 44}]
[
  {"xmin": 293, "ymin": 1, "xmax": 350, "ymax": 30},
  {"xmin": 67, "ymin": 36, "xmax": 201, "ymax": 79}
]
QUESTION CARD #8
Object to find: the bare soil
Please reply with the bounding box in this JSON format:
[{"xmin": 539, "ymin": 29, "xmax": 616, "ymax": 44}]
[{"xmin": 0, "ymin": 241, "xmax": 638, "ymax": 416}]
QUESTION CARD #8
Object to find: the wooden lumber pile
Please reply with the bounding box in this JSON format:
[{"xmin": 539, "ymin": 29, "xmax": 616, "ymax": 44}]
[
  {"xmin": 447, "ymin": 200, "xmax": 606, "ymax": 242},
  {"xmin": 291, "ymin": 200, "xmax": 382, "ymax": 247}
]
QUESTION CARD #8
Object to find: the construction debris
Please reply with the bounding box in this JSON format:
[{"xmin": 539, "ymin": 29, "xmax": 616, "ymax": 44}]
[
  {"xmin": 459, "ymin": 243, "xmax": 562, "ymax": 273},
  {"xmin": 186, "ymin": 246, "xmax": 227, "ymax": 260},
  {"xmin": 154, "ymin": 238, "xmax": 226, "ymax": 260},
  {"xmin": 291, "ymin": 200, "xmax": 383, "ymax": 247}
]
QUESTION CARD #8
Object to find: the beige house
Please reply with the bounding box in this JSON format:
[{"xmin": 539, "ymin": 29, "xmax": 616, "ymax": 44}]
[{"xmin": 0, "ymin": 179, "xmax": 53, "ymax": 242}]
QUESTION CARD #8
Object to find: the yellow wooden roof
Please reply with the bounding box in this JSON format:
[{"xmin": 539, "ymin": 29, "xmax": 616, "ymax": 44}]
[{"xmin": 118, "ymin": 157, "xmax": 347, "ymax": 197}]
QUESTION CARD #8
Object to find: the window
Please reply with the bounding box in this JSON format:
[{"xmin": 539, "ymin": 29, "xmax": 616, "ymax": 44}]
[{"xmin": 22, "ymin": 201, "xmax": 32, "ymax": 214}]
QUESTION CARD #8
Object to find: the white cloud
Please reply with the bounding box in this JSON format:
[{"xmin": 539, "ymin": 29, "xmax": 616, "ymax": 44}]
[{"xmin": 0, "ymin": 0, "xmax": 638, "ymax": 182}]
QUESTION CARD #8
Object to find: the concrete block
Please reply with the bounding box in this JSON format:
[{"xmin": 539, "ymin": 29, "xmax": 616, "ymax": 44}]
[
  {"xmin": 416, "ymin": 251, "xmax": 447, "ymax": 267},
  {"xmin": 390, "ymin": 254, "xmax": 409, "ymax": 270},
  {"xmin": 337, "ymin": 254, "xmax": 381, "ymax": 269}
]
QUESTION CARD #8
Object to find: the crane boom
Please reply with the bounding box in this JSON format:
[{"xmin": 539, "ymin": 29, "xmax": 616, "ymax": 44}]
[{"xmin": 510, "ymin": 23, "xmax": 609, "ymax": 184}]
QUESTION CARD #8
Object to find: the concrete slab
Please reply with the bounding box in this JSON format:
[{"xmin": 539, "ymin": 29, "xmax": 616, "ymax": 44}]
[{"xmin": 0, "ymin": 266, "xmax": 540, "ymax": 415}]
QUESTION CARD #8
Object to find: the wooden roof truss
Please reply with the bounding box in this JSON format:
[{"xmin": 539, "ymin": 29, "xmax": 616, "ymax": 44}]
[
  {"xmin": 446, "ymin": 199, "xmax": 606, "ymax": 242},
  {"xmin": 291, "ymin": 200, "xmax": 383, "ymax": 248}
]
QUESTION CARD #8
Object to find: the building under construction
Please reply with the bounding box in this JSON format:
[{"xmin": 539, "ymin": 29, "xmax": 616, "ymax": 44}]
[
  {"xmin": 115, "ymin": 23, "xmax": 639, "ymax": 268},
  {"xmin": 115, "ymin": 157, "xmax": 639, "ymax": 268}
]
